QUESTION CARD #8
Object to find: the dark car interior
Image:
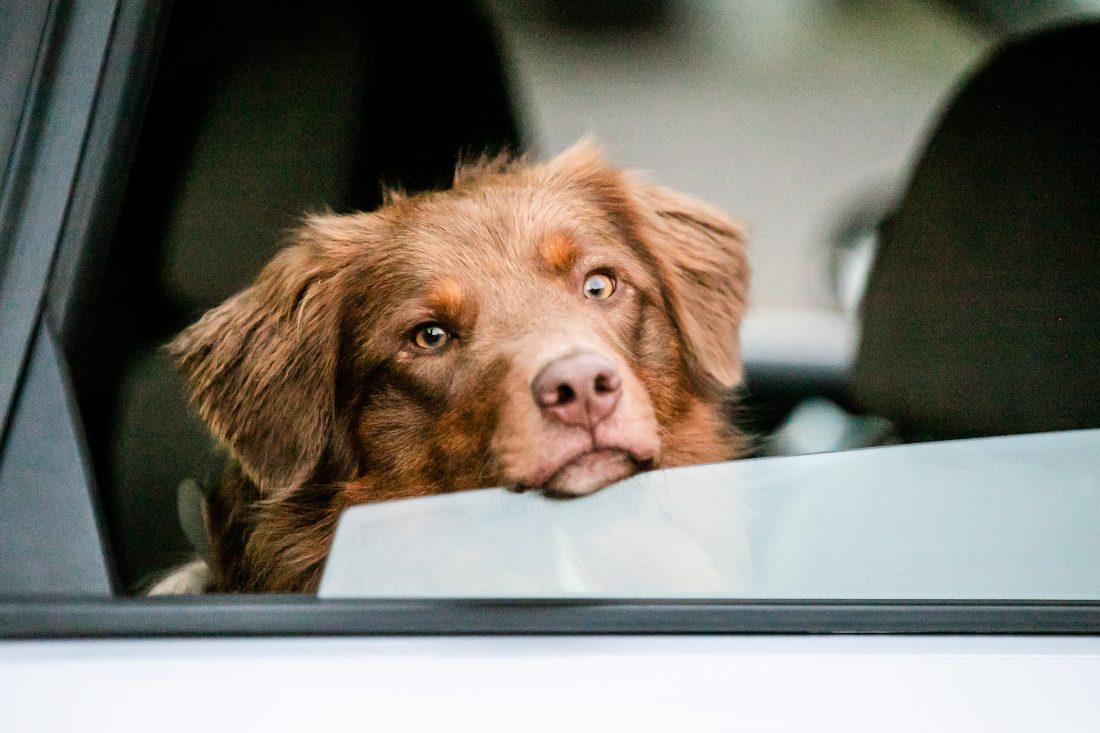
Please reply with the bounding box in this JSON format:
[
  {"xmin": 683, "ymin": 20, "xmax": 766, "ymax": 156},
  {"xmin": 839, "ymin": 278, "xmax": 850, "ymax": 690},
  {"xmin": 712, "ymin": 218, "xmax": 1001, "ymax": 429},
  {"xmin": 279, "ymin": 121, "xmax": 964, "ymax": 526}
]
[
  {"xmin": 62, "ymin": 0, "xmax": 524, "ymax": 590},
  {"xmin": 849, "ymin": 23, "xmax": 1100, "ymax": 441},
  {"xmin": 0, "ymin": 0, "xmax": 1097, "ymax": 597}
]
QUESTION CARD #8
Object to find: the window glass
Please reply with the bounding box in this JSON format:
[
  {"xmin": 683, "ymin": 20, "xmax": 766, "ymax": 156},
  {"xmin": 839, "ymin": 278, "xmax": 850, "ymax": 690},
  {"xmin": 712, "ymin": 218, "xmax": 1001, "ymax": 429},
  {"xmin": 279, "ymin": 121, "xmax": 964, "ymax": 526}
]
[{"xmin": 321, "ymin": 430, "xmax": 1100, "ymax": 600}]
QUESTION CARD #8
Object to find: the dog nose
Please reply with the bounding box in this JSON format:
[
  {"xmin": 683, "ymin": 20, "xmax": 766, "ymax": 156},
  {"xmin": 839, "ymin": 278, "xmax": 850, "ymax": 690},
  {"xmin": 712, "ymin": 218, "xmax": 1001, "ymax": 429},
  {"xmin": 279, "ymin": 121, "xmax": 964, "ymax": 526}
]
[{"xmin": 532, "ymin": 351, "xmax": 622, "ymax": 429}]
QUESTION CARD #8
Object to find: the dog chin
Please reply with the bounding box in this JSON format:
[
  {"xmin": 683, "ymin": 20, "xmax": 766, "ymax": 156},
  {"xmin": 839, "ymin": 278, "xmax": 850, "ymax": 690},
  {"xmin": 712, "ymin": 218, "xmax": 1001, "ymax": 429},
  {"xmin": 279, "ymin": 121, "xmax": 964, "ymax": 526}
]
[{"xmin": 540, "ymin": 449, "xmax": 641, "ymax": 497}]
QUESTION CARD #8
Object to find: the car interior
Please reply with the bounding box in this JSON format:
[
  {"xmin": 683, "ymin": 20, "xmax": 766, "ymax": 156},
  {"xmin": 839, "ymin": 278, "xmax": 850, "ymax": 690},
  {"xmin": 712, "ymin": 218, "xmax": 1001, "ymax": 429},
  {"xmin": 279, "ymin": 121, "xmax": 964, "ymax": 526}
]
[
  {"xmin": 61, "ymin": 0, "xmax": 524, "ymax": 590},
  {"xmin": 3, "ymin": 0, "xmax": 1097, "ymax": 596}
]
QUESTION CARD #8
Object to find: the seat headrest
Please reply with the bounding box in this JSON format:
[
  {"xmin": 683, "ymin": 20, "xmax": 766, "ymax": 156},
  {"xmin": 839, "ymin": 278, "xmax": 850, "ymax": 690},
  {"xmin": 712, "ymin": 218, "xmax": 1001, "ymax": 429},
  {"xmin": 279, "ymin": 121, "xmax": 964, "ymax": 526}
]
[
  {"xmin": 850, "ymin": 22, "xmax": 1100, "ymax": 439},
  {"xmin": 145, "ymin": 0, "xmax": 521, "ymax": 319}
]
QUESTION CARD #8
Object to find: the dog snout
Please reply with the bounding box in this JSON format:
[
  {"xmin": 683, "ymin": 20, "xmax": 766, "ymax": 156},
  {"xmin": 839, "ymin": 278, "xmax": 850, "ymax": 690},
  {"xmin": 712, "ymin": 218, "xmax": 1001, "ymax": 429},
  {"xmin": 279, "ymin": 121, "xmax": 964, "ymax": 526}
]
[{"xmin": 532, "ymin": 351, "xmax": 622, "ymax": 429}]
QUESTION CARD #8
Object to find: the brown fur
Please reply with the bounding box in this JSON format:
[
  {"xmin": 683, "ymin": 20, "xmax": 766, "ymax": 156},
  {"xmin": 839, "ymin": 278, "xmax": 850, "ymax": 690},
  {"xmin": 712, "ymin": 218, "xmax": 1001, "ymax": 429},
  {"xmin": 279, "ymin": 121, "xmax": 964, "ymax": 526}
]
[{"xmin": 169, "ymin": 141, "xmax": 750, "ymax": 592}]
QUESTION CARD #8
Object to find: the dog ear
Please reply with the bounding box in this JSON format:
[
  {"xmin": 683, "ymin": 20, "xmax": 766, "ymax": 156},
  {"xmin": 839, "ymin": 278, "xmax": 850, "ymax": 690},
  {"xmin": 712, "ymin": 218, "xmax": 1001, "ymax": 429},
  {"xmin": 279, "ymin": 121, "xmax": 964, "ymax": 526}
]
[
  {"xmin": 168, "ymin": 214, "xmax": 372, "ymax": 492},
  {"xmin": 627, "ymin": 180, "xmax": 749, "ymax": 392}
]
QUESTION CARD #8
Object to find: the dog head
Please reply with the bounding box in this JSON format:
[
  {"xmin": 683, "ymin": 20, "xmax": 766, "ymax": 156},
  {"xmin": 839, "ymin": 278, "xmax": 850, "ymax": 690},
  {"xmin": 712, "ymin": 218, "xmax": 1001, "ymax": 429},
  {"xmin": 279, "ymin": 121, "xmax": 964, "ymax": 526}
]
[{"xmin": 171, "ymin": 142, "xmax": 748, "ymax": 506}]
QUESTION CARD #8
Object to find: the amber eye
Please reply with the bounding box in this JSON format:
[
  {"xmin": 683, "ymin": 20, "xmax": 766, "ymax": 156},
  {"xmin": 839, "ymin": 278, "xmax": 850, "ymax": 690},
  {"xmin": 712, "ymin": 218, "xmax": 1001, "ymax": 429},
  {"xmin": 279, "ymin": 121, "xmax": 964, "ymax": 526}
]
[
  {"xmin": 583, "ymin": 272, "xmax": 615, "ymax": 300},
  {"xmin": 413, "ymin": 323, "xmax": 450, "ymax": 350}
]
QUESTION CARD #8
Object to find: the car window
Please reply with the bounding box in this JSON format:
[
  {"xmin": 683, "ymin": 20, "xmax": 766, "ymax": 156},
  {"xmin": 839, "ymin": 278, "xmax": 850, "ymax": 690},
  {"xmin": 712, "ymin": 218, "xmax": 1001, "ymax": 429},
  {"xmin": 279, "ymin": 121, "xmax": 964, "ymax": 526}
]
[
  {"xmin": 1, "ymin": 0, "xmax": 1098, "ymax": 638},
  {"xmin": 321, "ymin": 430, "xmax": 1100, "ymax": 599}
]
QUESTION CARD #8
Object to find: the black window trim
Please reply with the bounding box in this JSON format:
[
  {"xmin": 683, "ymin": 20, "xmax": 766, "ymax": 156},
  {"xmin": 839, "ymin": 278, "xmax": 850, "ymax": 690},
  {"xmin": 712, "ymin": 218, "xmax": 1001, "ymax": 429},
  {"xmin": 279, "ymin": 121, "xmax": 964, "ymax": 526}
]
[{"xmin": 2, "ymin": 597, "xmax": 1099, "ymax": 639}]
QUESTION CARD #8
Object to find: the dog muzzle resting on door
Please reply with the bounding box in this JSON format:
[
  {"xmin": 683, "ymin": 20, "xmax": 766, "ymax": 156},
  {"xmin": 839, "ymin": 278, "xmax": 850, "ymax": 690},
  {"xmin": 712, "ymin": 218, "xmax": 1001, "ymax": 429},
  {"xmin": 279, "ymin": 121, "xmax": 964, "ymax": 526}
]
[{"xmin": 156, "ymin": 141, "xmax": 750, "ymax": 593}]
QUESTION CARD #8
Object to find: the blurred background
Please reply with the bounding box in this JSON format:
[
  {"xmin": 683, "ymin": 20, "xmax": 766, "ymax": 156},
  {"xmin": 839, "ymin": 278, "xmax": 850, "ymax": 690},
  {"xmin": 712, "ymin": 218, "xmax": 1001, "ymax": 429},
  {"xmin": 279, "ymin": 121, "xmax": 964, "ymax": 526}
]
[
  {"xmin": 484, "ymin": 0, "xmax": 1094, "ymax": 311},
  {"xmin": 493, "ymin": 0, "xmax": 984, "ymax": 311}
]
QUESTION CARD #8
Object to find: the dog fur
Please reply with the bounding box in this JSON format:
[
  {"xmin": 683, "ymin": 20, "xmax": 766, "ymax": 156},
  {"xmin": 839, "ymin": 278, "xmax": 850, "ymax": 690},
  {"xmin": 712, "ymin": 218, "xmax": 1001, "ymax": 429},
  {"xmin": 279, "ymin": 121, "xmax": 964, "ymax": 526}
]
[{"xmin": 162, "ymin": 142, "xmax": 749, "ymax": 593}]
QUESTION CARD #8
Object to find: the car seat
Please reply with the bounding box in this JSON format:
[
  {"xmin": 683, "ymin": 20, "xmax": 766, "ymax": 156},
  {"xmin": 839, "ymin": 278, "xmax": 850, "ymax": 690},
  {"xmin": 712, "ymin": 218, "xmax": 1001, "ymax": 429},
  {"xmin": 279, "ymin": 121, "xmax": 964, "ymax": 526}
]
[{"xmin": 845, "ymin": 22, "xmax": 1100, "ymax": 442}]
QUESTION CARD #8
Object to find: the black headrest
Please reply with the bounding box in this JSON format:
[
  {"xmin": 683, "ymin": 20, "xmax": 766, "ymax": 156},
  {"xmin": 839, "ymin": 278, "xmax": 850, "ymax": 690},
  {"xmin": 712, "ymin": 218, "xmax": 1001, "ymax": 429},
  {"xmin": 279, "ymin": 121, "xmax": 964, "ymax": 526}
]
[
  {"xmin": 850, "ymin": 23, "xmax": 1100, "ymax": 439},
  {"xmin": 122, "ymin": 0, "xmax": 522, "ymax": 321}
]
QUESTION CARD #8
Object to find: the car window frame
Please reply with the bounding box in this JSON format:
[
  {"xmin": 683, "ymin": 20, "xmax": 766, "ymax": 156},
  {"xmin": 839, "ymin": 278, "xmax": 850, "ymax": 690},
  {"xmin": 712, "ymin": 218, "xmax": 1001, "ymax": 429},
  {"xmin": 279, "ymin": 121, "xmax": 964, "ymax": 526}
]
[
  {"xmin": 1, "ymin": 0, "xmax": 1097, "ymax": 641},
  {"xmin": 2, "ymin": 596, "xmax": 1099, "ymax": 639}
]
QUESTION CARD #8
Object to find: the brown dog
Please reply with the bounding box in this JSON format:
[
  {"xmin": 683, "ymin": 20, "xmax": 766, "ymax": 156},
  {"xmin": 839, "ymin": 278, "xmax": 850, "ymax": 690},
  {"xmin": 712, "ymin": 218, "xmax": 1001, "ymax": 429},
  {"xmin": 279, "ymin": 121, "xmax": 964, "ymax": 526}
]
[{"xmin": 163, "ymin": 142, "xmax": 749, "ymax": 593}]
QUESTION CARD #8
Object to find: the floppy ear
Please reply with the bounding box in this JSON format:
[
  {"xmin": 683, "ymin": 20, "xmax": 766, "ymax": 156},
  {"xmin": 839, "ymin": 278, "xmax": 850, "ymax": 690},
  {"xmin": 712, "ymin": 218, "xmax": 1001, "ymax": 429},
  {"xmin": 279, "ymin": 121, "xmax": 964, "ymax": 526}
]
[
  {"xmin": 168, "ymin": 214, "xmax": 369, "ymax": 492},
  {"xmin": 627, "ymin": 179, "xmax": 749, "ymax": 392}
]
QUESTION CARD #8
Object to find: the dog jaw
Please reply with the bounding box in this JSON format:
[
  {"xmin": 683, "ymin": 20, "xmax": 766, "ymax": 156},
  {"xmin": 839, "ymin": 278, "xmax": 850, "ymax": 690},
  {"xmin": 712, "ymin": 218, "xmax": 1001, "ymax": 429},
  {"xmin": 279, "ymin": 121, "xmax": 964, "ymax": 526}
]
[{"xmin": 541, "ymin": 449, "xmax": 654, "ymax": 497}]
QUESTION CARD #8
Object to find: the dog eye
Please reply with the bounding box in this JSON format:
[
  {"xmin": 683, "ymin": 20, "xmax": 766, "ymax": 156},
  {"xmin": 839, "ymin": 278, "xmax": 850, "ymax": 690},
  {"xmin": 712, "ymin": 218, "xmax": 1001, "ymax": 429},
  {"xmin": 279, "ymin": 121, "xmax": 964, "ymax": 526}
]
[
  {"xmin": 413, "ymin": 324, "xmax": 450, "ymax": 350},
  {"xmin": 583, "ymin": 273, "xmax": 615, "ymax": 300}
]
